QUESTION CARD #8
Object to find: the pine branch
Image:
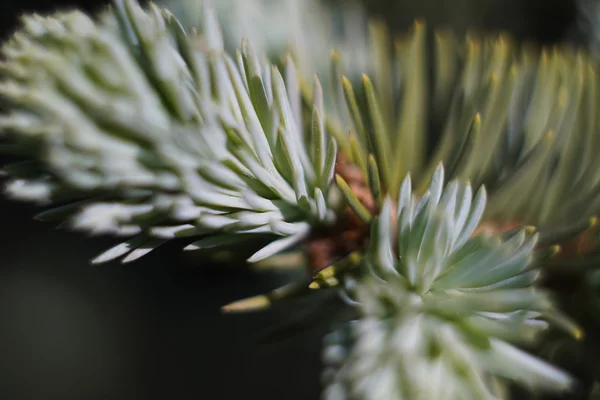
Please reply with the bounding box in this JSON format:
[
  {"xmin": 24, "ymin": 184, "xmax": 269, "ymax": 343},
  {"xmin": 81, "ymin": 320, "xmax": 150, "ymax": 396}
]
[
  {"xmin": 0, "ymin": 0, "xmax": 340, "ymax": 264},
  {"xmin": 322, "ymin": 166, "xmax": 578, "ymax": 399},
  {"xmin": 0, "ymin": 1, "xmax": 595, "ymax": 399},
  {"xmin": 165, "ymin": 0, "xmax": 600, "ymax": 262},
  {"xmin": 320, "ymin": 23, "xmax": 600, "ymax": 267}
]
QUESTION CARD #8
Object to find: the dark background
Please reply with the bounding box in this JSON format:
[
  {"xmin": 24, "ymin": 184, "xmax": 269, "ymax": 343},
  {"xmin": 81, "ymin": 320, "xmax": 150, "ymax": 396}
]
[{"xmin": 0, "ymin": 0, "xmax": 585, "ymax": 399}]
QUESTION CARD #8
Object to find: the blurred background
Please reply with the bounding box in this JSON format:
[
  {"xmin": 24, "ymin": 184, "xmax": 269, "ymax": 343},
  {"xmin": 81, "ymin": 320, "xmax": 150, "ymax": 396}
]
[{"xmin": 0, "ymin": 0, "xmax": 588, "ymax": 399}]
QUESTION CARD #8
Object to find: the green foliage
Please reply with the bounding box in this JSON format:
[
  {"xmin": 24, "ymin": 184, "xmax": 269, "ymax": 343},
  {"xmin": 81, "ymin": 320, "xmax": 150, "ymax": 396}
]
[
  {"xmin": 0, "ymin": 0, "xmax": 598, "ymax": 399},
  {"xmin": 0, "ymin": 0, "xmax": 340, "ymax": 264},
  {"xmin": 326, "ymin": 26, "xmax": 600, "ymax": 241},
  {"xmin": 322, "ymin": 166, "xmax": 578, "ymax": 399}
]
